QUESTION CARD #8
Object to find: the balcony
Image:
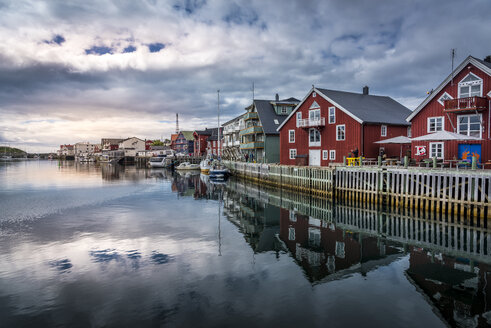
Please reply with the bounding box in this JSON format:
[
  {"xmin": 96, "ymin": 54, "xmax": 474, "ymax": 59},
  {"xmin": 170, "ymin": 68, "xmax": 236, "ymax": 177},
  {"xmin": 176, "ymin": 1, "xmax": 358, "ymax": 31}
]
[
  {"xmin": 444, "ymin": 96, "xmax": 488, "ymax": 113},
  {"xmin": 298, "ymin": 117, "xmax": 326, "ymax": 128},
  {"xmin": 243, "ymin": 112, "xmax": 259, "ymax": 121},
  {"xmin": 239, "ymin": 125, "xmax": 263, "ymax": 136},
  {"xmin": 240, "ymin": 141, "xmax": 264, "ymax": 150}
]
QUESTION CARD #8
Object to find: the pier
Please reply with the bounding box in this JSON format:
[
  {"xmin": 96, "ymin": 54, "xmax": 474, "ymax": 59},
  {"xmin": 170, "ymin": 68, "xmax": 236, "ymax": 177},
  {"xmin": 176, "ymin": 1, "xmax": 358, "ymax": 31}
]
[{"xmin": 224, "ymin": 161, "xmax": 491, "ymax": 221}]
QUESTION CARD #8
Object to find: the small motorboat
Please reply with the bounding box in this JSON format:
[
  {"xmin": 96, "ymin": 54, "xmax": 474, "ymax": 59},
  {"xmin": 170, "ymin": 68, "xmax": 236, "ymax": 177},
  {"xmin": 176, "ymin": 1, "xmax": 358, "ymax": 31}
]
[
  {"xmin": 149, "ymin": 156, "xmax": 166, "ymax": 168},
  {"xmin": 200, "ymin": 158, "xmax": 212, "ymax": 174},
  {"xmin": 175, "ymin": 162, "xmax": 200, "ymax": 170},
  {"xmin": 209, "ymin": 162, "xmax": 230, "ymax": 181}
]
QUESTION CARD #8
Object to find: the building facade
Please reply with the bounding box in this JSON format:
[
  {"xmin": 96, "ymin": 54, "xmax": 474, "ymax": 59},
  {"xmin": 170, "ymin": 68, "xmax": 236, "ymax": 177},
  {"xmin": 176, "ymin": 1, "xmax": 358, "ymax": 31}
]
[
  {"xmin": 193, "ymin": 129, "xmax": 213, "ymax": 157},
  {"xmin": 175, "ymin": 131, "xmax": 195, "ymax": 155},
  {"xmin": 118, "ymin": 137, "xmax": 146, "ymax": 157},
  {"xmin": 407, "ymin": 55, "xmax": 491, "ymax": 163},
  {"xmin": 74, "ymin": 142, "xmax": 100, "ymax": 155},
  {"xmin": 278, "ymin": 87, "xmax": 411, "ymax": 166},
  {"xmin": 222, "ymin": 115, "xmax": 244, "ymax": 161},
  {"xmin": 241, "ymin": 95, "xmax": 299, "ymax": 163}
]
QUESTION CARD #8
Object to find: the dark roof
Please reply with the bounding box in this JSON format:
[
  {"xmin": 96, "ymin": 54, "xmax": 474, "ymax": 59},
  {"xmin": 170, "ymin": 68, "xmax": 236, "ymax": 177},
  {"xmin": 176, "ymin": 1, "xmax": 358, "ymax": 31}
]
[
  {"xmin": 207, "ymin": 127, "xmax": 223, "ymax": 141},
  {"xmin": 194, "ymin": 129, "xmax": 213, "ymax": 136},
  {"xmin": 222, "ymin": 113, "xmax": 245, "ymax": 126},
  {"xmin": 317, "ymin": 88, "xmax": 411, "ymax": 125},
  {"xmin": 254, "ymin": 98, "xmax": 300, "ymax": 134},
  {"xmin": 472, "ymin": 56, "xmax": 491, "ymax": 70}
]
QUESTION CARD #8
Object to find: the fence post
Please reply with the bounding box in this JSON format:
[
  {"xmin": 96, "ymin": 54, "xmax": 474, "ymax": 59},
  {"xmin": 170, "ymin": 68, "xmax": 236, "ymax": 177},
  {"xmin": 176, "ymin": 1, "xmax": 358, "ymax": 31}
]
[
  {"xmin": 432, "ymin": 157, "xmax": 437, "ymax": 168},
  {"xmin": 472, "ymin": 156, "xmax": 477, "ymax": 170},
  {"xmin": 343, "ymin": 156, "xmax": 346, "ymax": 166},
  {"xmin": 404, "ymin": 156, "xmax": 408, "ymax": 168},
  {"xmin": 378, "ymin": 156, "xmax": 382, "ymax": 167}
]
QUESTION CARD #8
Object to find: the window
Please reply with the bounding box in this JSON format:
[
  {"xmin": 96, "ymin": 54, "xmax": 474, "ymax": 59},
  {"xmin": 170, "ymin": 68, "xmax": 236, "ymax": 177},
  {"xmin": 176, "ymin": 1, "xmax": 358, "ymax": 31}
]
[
  {"xmin": 288, "ymin": 227, "xmax": 295, "ymax": 241},
  {"xmin": 457, "ymin": 114, "xmax": 482, "ymax": 138},
  {"xmin": 309, "ymin": 128, "xmax": 321, "ymax": 146},
  {"xmin": 329, "ymin": 150, "xmax": 336, "ymax": 160},
  {"xmin": 407, "ymin": 126, "xmax": 412, "ymax": 138},
  {"xmin": 312, "ymin": 91, "xmax": 316, "ymax": 98},
  {"xmin": 322, "ymin": 150, "xmax": 328, "ymax": 160},
  {"xmin": 458, "ymin": 73, "xmax": 482, "ymax": 98},
  {"xmin": 336, "ymin": 125, "xmax": 345, "ymax": 141},
  {"xmin": 328, "ymin": 107, "xmax": 335, "ymax": 124},
  {"xmin": 427, "ymin": 117, "xmax": 444, "ymax": 133},
  {"xmin": 289, "ymin": 149, "xmax": 297, "ymax": 159},
  {"xmin": 296, "ymin": 112, "xmax": 302, "ymax": 127},
  {"xmin": 381, "ymin": 125, "xmax": 387, "ymax": 137},
  {"xmin": 429, "ymin": 142, "xmax": 444, "ymax": 159},
  {"xmin": 289, "ymin": 210, "xmax": 296, "ymax": 222},
  {"xmin": 437, "ymin": 92, "xmax": 453, "ymax": 105},
  {"xmin": 309, "ymin": 108, "xmax": 320, "ymax": 122},
  {"xmin": 274, "ymin": 119, "xmax": 279, "ymax": 125},
  {"xmin": 289, "ymin": 130, "xmax": 295, "ymax": 143},
  {"xmin": 281, "ymin": 106, "xmax": 288, "ymax": 114}
]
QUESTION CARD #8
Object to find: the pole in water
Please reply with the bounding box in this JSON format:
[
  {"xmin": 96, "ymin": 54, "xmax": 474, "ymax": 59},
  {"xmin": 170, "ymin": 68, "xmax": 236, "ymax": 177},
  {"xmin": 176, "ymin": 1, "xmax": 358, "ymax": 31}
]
[{"xmin": 217, "ymin": 89, "xmax": 221, "ymax": 159}]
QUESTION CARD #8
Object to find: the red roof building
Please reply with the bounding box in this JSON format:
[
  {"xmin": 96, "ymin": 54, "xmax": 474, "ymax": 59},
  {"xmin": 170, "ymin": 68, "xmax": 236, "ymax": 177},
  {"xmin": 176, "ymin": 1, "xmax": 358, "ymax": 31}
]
[
  {"xmin": 407, "ymin": 55, "xmax": 491, "ymax": 164},
  {"xmin": 277, "ymin": 87, "xmax": 411, "ymax": 166}
]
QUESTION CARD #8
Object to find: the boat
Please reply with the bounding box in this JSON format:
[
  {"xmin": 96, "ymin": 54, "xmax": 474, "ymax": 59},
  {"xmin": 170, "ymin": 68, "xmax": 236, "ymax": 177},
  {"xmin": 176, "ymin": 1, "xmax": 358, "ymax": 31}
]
[
  {"xmin": 200, "ymin": 158, "xmax": 212, "ymax": 174},
  {"xmin": 149, "ymin": 156, "xmax": 167, "ymax": 168},
  {"xmin": 175, "ymin": 162, "xmax": 200, "ymax": 170},
  {"xmin": 208, "ymin": 90, "xmax": 230, "ymax": 182}
]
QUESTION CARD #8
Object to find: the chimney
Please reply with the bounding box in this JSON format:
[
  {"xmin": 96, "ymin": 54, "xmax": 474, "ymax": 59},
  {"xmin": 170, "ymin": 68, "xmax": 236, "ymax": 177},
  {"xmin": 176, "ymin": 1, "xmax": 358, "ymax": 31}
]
[
  {"xmin": 363, "ymin": 86, "xmax": 369, "ymax": 95},
  {"xmin": 275, "ymin": 93, "xmax": 279, "ymax": 101},
  {"xmin": 484, "ymin": 55, "xmax": 491, "ymax": 63}
]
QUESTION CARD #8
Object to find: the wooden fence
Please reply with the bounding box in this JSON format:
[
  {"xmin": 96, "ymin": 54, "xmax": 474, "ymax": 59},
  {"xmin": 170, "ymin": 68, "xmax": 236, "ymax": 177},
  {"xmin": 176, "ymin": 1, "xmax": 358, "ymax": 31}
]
[{"xmin": 224, "ymin": 161, "xmax": 491, "ymax": 221}]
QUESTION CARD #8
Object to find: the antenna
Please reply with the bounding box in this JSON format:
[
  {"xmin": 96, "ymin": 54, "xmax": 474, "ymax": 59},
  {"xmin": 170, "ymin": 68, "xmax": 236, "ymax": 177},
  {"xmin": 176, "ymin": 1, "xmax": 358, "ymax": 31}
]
[
  {"xmin": 451, "ymin": 49, "xmax": 456, "ymax": 86},
  {"xmin": 176, "ymin": 113, "xmax": 179, "ymax": 134}
]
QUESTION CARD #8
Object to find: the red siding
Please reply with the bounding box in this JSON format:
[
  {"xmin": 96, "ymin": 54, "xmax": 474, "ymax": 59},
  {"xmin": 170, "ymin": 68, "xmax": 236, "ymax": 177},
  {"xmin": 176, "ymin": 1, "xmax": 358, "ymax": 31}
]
[
  {"xmin": 279, "ymin": 91, "xmax": 410, "ymax": 165},
  {"xmin": 410, "ymin": 62, "xmax": 491, "ymax": 162}
]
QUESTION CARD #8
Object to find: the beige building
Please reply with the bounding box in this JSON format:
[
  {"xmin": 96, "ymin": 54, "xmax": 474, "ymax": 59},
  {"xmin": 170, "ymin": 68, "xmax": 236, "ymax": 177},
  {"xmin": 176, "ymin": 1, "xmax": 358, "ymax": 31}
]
[{"xmin": 74, "ymin": 142, "xmax": 100, "ymax": 155}]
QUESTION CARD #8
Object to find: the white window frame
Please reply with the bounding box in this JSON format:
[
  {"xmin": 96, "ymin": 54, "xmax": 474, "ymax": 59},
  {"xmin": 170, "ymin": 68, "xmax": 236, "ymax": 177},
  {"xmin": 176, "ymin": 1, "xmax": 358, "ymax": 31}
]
[
  {"xmin": 381, "ymin": 125, "xmax": 387, "ymax": 137},
  {"xmin": 458, "ymin": 72, "xmax": 483, "ymax": 98},
  {"xmin": 329, "ymin": 150, "xmax": 336, "ymax": 160},
  {"xmin": 296, "ymin": 112, "xmax": 302, "ymax": 128},
  {"xmin": 289, "ymin": 130, "xmax": 295, "ymax": 143},
  {"xmin": 457, "ymin": 114, "xmax": 482, "ymax": 139},
  {"xmin": 312, "ymin": 91, "xmax": 316, "ymax": 98},
  {"xmin": 429, "ymin": 142, "xmax": 444, "ymax": 159},
  {"xmin": 328, "ymin": 107, "xmax": 335, "ymax": 124},
  {"xmin": 289, "ymin": 149, "xmax": 297, "ymax": 160},
  {"xmin": 309, "ymin": 128, "xmax": 321, "ymax": 147},
  {"xmin": 407, "ymin": 126, "xmax": 412, "ymax": 138},
  {"xmin": 336, "ymin": 124, "xmax": 345, "ymax": 141},
  {"xmin": 437, "ymin": 92, "xmax": 453, "ymax": 105},
  {"xmin": 281, "ymin": 106, "xmax": 288, "ymax": 114},
  {"xmin": 309, "ymin": 108, "xmax": 321, "ymax": 122},
  {"xmin": 427, "ymin": 116, "xmax": 444, "ymax": 133},
  {"xmin": 322, "ymin": 150, "xmax": 328, "ymax": 160}
]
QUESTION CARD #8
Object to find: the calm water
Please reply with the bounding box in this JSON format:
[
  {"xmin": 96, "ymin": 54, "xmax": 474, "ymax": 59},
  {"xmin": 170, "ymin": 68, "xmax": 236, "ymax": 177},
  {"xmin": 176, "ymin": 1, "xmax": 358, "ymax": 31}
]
[{"xmin": 0, "ymin": 161, "xmax": 490, "ymax": 327}]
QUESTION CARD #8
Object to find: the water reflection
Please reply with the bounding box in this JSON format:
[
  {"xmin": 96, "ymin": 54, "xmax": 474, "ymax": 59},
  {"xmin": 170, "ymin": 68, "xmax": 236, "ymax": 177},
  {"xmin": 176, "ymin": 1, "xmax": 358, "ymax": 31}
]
[{"xmin": 0, "ymin": 161, "xmax": 490, "ymax": 327}]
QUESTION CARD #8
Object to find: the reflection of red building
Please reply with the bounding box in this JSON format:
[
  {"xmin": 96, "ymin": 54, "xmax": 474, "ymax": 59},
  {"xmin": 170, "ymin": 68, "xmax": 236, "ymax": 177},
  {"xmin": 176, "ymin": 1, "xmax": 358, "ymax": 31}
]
[
  {"xmin": 279, "ymin": 208, "xmax": 400, "ymax": 281},
  {"xmin": 407, "ymin": 246, "xmax": 491, "ymax": 327}
]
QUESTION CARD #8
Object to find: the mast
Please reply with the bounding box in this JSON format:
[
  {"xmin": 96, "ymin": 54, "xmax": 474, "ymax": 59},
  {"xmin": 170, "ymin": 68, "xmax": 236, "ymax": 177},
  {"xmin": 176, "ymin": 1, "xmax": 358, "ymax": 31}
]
[{"xmin": 217, "ymin": 90, "xmax": 221, "ymax": 158}]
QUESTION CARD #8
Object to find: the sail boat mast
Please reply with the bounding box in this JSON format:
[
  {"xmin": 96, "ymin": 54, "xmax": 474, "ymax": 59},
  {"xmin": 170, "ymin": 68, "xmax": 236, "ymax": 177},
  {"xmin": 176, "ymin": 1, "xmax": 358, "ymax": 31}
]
[{"xmin": 217, "ymin": 90, "xmax": 221, "ymax": 158}]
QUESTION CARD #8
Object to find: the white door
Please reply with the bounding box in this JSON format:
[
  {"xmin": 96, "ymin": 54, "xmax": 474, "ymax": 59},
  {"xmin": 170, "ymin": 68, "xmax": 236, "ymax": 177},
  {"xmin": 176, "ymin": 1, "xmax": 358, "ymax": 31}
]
[{"xmin": 309, "ymin": 149, "xmax": 321, "ymax": 166}]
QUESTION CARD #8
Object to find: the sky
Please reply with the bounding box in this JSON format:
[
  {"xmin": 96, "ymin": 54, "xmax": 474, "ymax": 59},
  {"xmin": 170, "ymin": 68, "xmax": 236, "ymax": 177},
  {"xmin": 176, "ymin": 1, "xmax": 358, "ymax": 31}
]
[{"xmin": 0, "ymin": 0, "xmax": 490, "ymax": 152}]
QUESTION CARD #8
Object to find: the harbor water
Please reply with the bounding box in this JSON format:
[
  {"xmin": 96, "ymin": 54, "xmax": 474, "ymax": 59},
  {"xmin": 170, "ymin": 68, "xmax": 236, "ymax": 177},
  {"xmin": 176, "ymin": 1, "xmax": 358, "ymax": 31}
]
[{"xmin": 0, "ymin": 161, "xmax": 490, "ymax": 327}]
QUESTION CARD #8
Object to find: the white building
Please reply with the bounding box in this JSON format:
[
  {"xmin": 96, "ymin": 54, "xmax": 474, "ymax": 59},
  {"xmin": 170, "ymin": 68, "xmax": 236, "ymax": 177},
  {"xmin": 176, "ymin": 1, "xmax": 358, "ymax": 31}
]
[
  {"xmin": 222, "ymin": 114, "xmax": 244, "ymax": 160},
  {"xmin": 74, "ymin": 142, "xmax": 99, "ymax": 155},
  {"xmin": 119, "ymin": 137, "xmax": 146, "ymax": 157}
]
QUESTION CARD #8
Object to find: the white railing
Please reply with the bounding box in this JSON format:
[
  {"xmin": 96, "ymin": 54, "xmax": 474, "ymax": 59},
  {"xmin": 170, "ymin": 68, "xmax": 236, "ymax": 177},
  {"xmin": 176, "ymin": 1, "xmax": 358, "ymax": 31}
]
[{"xmin": 298, "ymin": 117, "xmax": 326, "ymax": 128}]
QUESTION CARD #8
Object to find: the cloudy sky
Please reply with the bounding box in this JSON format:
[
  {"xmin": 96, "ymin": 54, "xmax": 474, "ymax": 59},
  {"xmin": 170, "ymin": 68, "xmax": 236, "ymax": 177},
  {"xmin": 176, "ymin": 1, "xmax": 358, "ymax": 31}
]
[{"xmin": 0, "ymin": 0, "xmax": 489, "ymax": 152}]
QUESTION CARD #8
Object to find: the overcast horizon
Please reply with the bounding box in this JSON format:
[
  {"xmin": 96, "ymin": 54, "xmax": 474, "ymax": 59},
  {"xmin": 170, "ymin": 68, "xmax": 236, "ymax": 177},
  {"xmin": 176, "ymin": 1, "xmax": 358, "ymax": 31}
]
[{"xmin": 0, "ymin": 0, "xmax": 490, "ymax": 153}]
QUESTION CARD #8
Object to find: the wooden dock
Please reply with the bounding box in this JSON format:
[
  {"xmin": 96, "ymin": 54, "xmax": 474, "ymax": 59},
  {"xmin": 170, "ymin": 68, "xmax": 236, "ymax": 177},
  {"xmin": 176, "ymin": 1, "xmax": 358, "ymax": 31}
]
[{"xmin": 224, "ymin": 161, "xmax": 491, "ymax": 221}]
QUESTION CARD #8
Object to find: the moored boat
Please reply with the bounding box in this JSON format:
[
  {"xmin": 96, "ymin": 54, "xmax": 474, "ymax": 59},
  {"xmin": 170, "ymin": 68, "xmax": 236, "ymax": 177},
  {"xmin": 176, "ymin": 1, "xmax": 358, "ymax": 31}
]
[
  {"xmin": 175, "ymin": 162, "xmax": 200, "ymax": 170},
  {"xmin": 149, "ymin": 156, "xmax": 166, "ymax": 168},
  {"xmin": 200, "ymin": 158, "xmax": 212, "ymax": 174}
]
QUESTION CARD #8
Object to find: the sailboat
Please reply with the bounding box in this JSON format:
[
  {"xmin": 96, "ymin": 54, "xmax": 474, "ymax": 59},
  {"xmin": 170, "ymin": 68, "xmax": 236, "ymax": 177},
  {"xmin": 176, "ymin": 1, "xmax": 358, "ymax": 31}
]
[{"xmin": 209, "ymin": 90, "xmax": 230, "ymax": 182}]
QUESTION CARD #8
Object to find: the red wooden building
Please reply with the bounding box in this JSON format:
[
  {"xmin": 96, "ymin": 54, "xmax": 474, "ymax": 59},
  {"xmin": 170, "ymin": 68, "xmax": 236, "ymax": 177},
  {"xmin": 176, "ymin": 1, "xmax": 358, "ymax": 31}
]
[
  {"xmin": 407, "ymin": 55, "xmax": 491, "ymax": 164},
  {"xmin": 278, "ymin": 87, "xmax": 411, "ymax": 166},
  {"xmin": 193, "ymin": 129, "xmax": 213, "ymax": 156}
]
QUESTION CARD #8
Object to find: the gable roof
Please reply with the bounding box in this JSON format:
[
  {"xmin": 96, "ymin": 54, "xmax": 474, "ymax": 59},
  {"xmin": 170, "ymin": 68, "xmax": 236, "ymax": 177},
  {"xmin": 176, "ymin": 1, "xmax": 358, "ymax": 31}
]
[
  {"xmin": 407, "ymin": 55, "xmax": 491, "ymax": 122},
  {"xmin": 277, "ymin": 87, "xmax": 410, "ymax": 130},
  {"xmin": 178, "ymin": 131, "xmax": 194, "ymax": 141},
  {"xmin": 254, "ymin": 98, "xmax": 300, "ymax": 134},
  {"xmin": 194, "ymin": 129, "xmax": 213, "ymax": 136}
]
